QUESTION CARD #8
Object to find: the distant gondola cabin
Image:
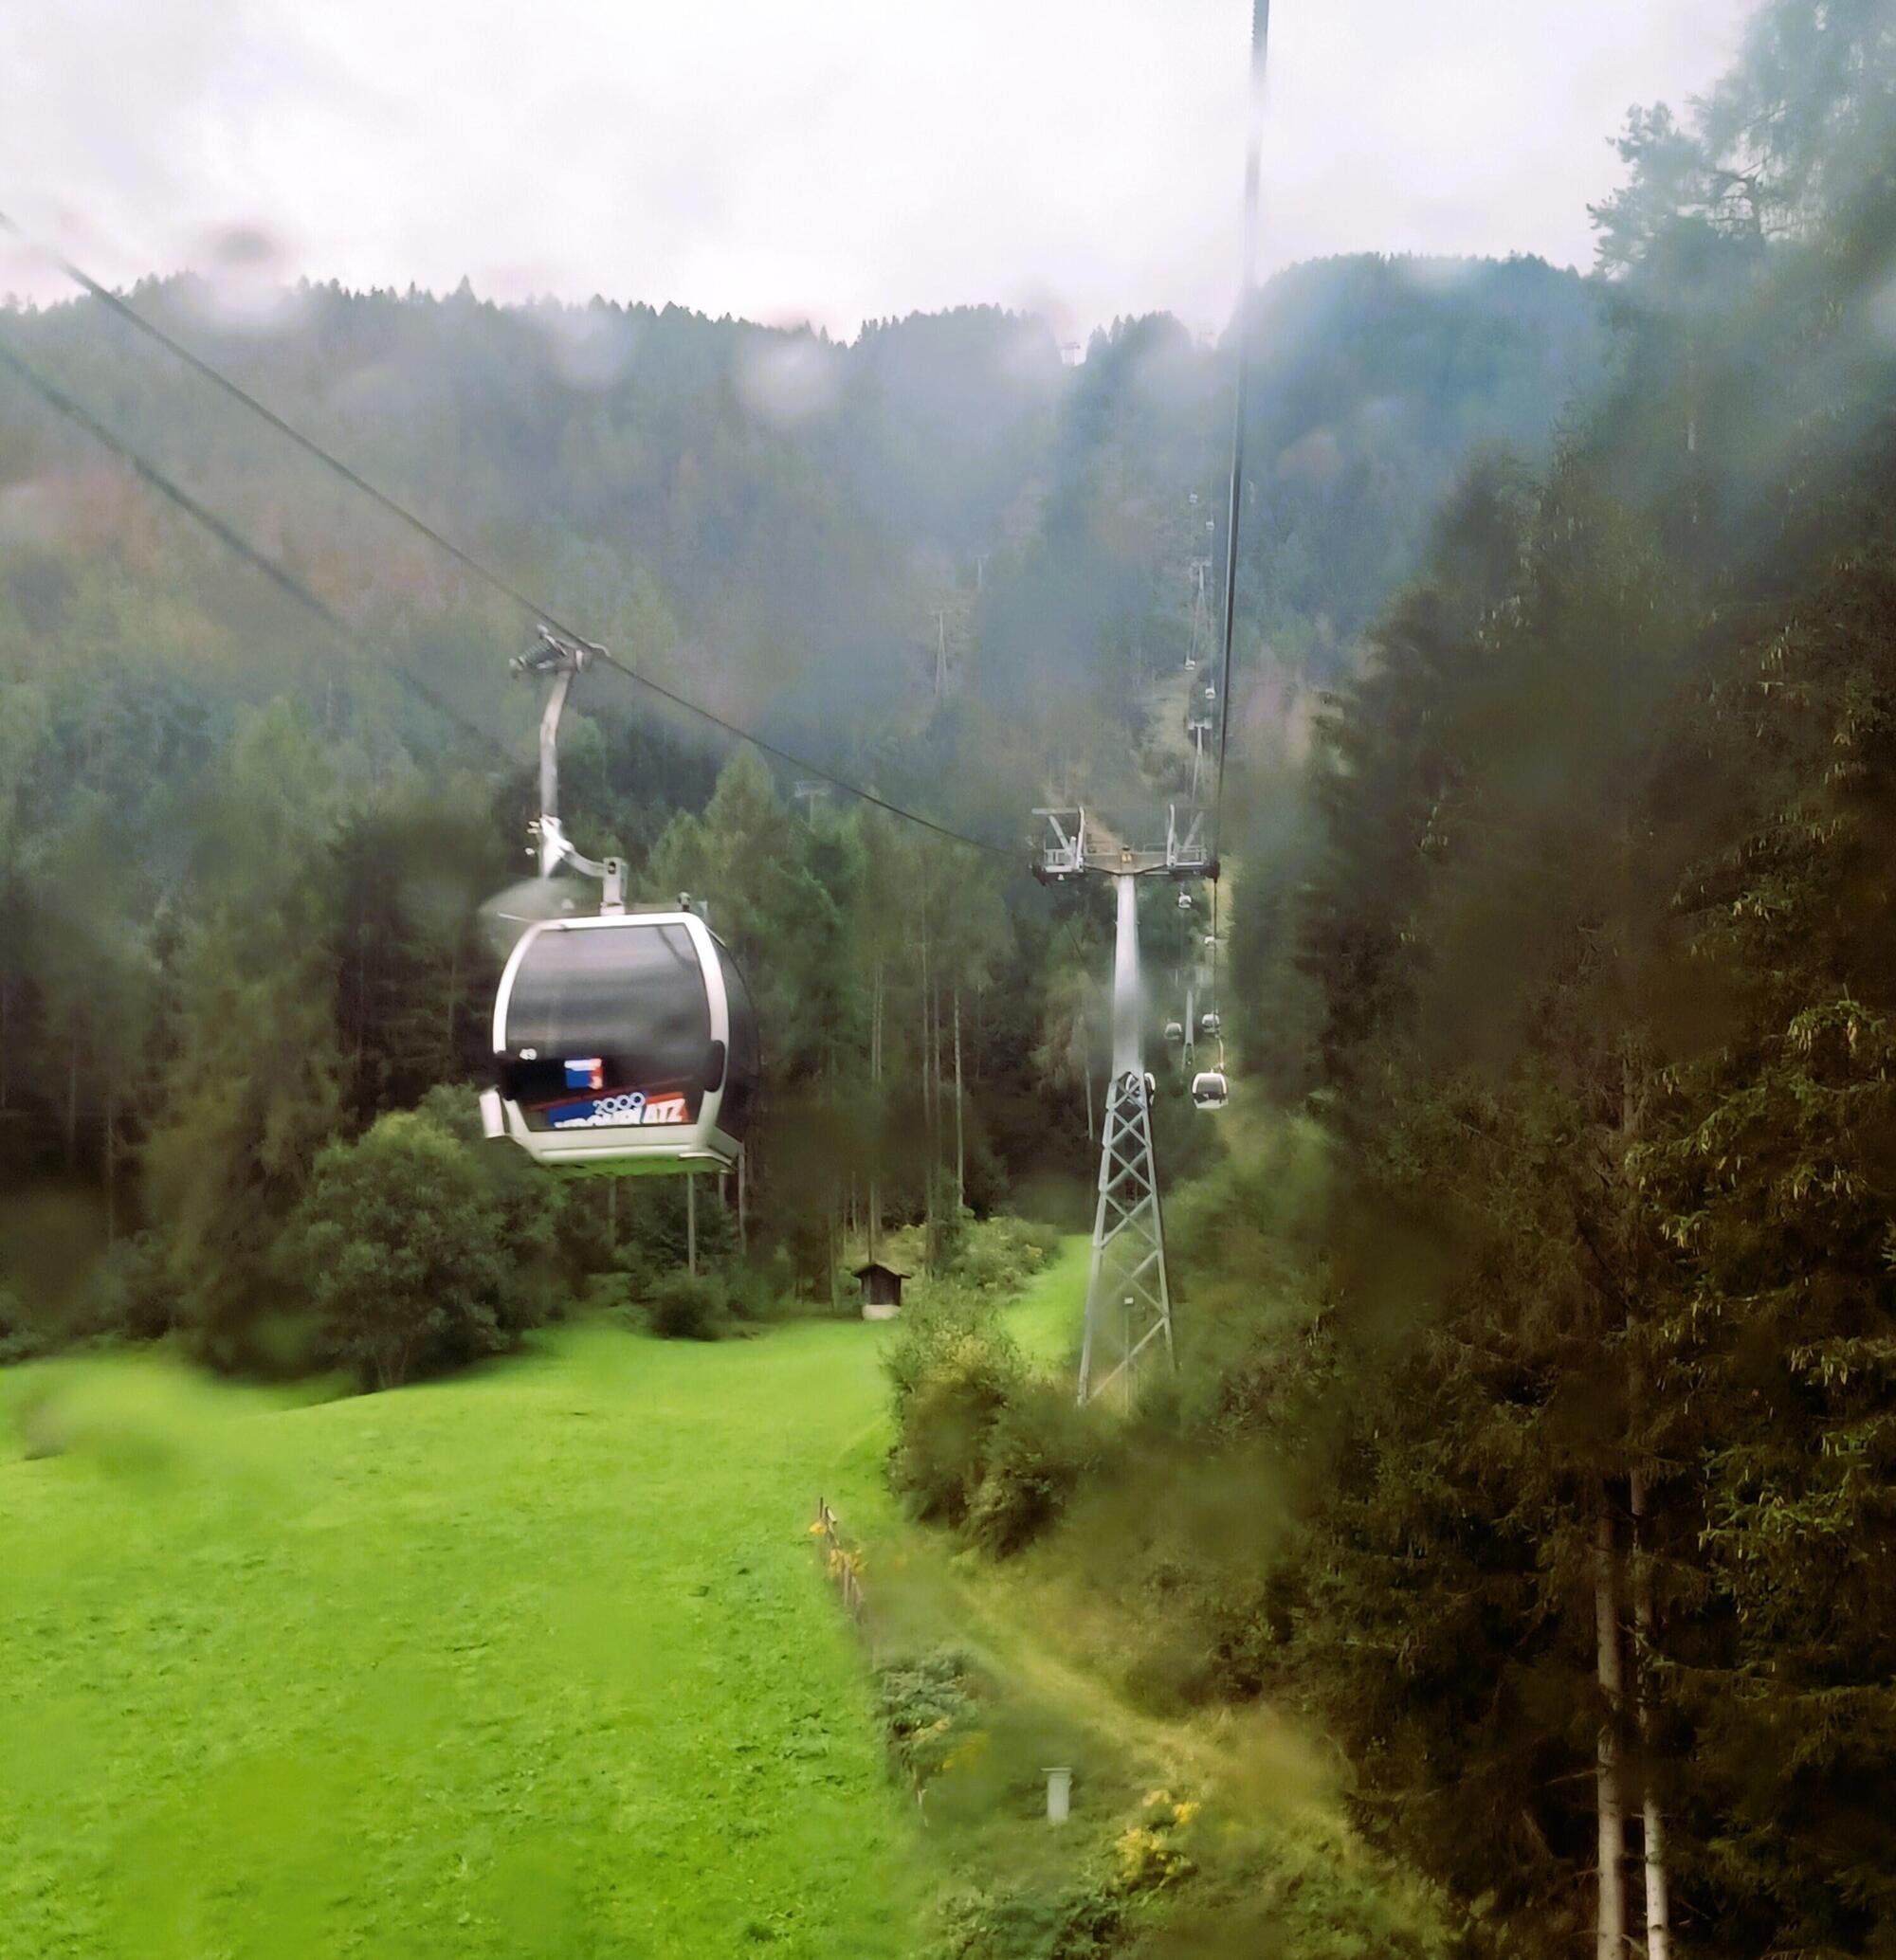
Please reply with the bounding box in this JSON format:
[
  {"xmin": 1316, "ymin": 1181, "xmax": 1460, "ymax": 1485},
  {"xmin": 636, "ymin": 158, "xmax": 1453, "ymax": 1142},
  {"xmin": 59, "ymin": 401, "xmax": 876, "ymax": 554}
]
[{"xmin": 852, "ymin": 1261, "xmax": 906, "ymax": 1320}]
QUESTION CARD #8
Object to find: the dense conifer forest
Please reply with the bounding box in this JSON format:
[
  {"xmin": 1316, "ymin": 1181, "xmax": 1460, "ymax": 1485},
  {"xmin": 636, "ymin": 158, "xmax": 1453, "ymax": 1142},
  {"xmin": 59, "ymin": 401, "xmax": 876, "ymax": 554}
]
[{"xmin": 0, "ymin": 241, "xmax": 1597, "ymax": 1367}]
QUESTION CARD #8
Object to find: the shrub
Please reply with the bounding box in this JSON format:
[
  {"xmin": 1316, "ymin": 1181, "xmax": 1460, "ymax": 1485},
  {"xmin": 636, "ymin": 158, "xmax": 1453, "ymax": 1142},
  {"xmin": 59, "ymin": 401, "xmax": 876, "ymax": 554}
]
[
  {"xmin": 888, "ymin": 1297, "xmax": 1026, "ymax": 1530},
  {"xmin": 929, "ymin": 1883, "xmax": 1125, "ymax": 1960},
  {"xmin": 0, "ymin": 1277, "xmax": 39, "ymax": 1365},
  {"xmin": 647, "ymin": 1272, "xmax": 725, "ymax": 1341},
  {"xmin": 888, "ymin": 1288, "xmax": 1097, "ymax": 1553},
  {"xmin": 417, "ymin": 1086, "xmax": 567, "ymax": 1329},
  {"xmin": 284, "ymin": 1111, "xmax": 515, "ymax": 1389},
  {"xmin": 720, "ymin": 1255, "xmax": 796, "ymax": 1323},
  {"xmin": 885, "ymin": 1285, "xmax": 1019, "ymax": 1408},
  {"xmin": 1112, "ymin": 1790, "xmax": 1198, "ymax": 1893},
  {"xmin": 948, "ymin": 1215, "xmax": 1059, "ymax": 1298},
  {"xmin": 79, "ymin": 1231, "xmax": 181, "ymax": 1344},
  {"xmin": 964, "ymin": 1379, "xmax": 1098, "ymax": 1555},
  {"xmin": 876, "ymin": 1648, "xmax": 984, "ymax": 1789},
  {"xmin": 607, "ymin": 1239, "xmax": 662, "ymax": 1302}
]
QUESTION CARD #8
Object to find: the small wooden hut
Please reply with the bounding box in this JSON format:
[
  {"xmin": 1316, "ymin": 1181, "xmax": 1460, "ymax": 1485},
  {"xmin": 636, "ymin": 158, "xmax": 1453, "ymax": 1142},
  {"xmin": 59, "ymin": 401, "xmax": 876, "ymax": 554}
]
[{"xmin": 852, "ymin": 1259, "xmax": 907, "ymax": 1321}]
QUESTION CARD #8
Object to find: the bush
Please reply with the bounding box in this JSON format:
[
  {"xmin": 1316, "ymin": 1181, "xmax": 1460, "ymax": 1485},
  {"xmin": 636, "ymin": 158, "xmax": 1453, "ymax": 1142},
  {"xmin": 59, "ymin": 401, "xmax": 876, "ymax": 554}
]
[
  {"xmin": 876, "ymin": 1648, "xmax": 984, "ymax": 1789},
  {"xmin": 647, "ymin": 1272, "xmax": 725, "ymax": 1341},
  {"xmin": 964, "ymin": 1379, "xmax": 1098, "ymax": 1556},
  {"xmin": 947, "ymin": 1215, "xmax": 1060, "ymax": 1298},
  {"xmin": 887, "ymin": 1290, "xmax": 1098, "ymax": 1553},
  {"xmin": 284, "ymin": 1111, "xmax": 517, "ymax": 1389},
  {"xmin": 720, "ymin": 1254, "xmax": 798, "ymax": 1322},
  {"xmin": 416, "ymin": 1086, "xmax": 567, "ymax": 1330},
  {"xmin": 929, "ymin": 1883, "xmax": 1125, "ymax": 1960},
  {"xmin": 0, "ymin": 1277, "xmax": 39, "ymax": 1365},
  {"xmin": 888, "ymin": 1295, "xmax": 1026, "ymax": 1530},
  {"xmin": 79, "ymin": 1231, "xmax": 181, "ymax": 1344},
  {"xmin": 607, "ymin": 1238, "xmax": 662, "ymax": 1303}
]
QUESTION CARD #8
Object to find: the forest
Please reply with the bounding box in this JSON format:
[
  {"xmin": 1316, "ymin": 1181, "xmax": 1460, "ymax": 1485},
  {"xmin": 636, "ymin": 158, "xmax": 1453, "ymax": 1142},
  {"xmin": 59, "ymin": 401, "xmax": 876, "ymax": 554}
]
[
  {"xmin": 0, "ymin": 219, "xmax": 1597, "ymax": 1370},
  {"xmin": 5, "ymin": 0, "xmax": 1894, "ymax": 1954}
]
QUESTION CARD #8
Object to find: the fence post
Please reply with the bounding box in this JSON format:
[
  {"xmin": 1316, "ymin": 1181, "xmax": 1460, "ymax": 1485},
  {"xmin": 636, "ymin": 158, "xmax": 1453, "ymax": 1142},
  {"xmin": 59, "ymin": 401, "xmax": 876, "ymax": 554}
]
[{"xmin": 813, "ymin": 1495, "xmax": 869, "ymax": 1632}]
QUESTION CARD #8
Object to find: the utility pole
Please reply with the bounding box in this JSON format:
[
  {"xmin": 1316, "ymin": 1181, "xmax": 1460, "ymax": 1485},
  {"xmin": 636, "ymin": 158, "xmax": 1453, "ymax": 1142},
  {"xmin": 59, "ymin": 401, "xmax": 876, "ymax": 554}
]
[
  {"xmin": 1034, "ymin": 808, "xmax": 1210, "ymax": 1405},
  {"xmin": 934, "ymin": 609, "xmax": 947, "ymax": 700}
]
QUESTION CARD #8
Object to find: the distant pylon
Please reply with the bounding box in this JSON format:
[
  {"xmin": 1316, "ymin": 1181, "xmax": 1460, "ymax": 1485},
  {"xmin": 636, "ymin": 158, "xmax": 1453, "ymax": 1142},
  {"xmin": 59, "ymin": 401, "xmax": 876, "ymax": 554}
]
[{"xmin": 1076, "ymin": 874, "xmax": 1176, "ymax": 1406}]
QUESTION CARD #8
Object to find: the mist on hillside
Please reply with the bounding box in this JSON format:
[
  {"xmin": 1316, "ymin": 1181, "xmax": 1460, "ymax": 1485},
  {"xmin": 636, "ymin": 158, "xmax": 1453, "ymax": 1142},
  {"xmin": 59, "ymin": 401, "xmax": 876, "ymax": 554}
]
[{"xmin": 0, "ymin": 252, "xmax": 1603, "ymax": 843}]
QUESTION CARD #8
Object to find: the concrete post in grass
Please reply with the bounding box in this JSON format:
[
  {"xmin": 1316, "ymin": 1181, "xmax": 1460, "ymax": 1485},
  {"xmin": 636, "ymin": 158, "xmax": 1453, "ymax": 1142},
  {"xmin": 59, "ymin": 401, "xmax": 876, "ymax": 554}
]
[{"xmin": 1043, "ymin": 1767, "xmax": 1072, "ymax": 1824}]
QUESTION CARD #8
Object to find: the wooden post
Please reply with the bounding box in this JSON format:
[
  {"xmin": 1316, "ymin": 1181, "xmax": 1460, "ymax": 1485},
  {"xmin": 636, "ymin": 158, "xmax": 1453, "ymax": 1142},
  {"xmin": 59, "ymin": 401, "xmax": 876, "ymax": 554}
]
[{"xmin": 686, "ymin": 1173, "xmax": 698, "ymax": 1279}]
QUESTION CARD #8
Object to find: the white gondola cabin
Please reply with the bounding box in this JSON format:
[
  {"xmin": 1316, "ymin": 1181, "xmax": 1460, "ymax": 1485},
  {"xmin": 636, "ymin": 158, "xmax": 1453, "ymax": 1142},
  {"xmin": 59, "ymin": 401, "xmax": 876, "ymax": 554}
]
[
  {"xmin": 481, "ymin": 910, "xmax": 759, "ymax": 1175},
  {"xmin": 1164, "ymin": 1019, "xmax": 1185, "ymax": 1044},
  {"xmin": 1191, "ymin": 1070, "xmax": 1229, "ymax": 1111},
  {"xmin": 1199, "ymin": 1010, "xmax": 1222, "ymax": 1037}
]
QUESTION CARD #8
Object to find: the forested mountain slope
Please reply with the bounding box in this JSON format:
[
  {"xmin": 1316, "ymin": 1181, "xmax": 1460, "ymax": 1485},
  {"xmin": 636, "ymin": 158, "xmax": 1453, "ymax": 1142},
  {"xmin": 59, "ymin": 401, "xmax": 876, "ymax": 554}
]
[
  {"xmin": 0, "ymin": 244, "xmax": 1601, "ymax": 1368},
  {"xmin": 2, "ymin": 251, "xmax": 1600, "ymax": 776}
]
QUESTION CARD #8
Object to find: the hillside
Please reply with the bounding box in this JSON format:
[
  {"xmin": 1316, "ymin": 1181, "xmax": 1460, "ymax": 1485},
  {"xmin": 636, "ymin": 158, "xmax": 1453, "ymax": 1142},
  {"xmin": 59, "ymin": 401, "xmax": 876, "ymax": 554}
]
[
  {"xmin": 1, "ymin": 255, "xmax": 1603, "ymax": 801},
  {"xmin": 0, "ymin": 1322, "xmax": 921, "ymax": 1958}
]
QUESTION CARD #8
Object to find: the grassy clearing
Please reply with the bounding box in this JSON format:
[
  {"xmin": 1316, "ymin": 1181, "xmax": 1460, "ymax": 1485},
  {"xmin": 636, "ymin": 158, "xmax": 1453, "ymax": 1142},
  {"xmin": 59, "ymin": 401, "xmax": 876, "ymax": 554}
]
[
  {"xmin": 3, "ymin": 1239, "xmax": 1449, "ymax": 1960},
  {"xmin": 1, "ymin": 1319, "xmax": 922, "ymax": 1960}
]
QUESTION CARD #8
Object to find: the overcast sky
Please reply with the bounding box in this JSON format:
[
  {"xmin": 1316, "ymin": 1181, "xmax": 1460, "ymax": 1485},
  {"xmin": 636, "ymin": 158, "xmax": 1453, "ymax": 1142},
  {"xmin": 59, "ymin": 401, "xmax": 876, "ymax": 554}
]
[{"xmin": 4, "ymin": 0, "xmax": 1759, "ymax": 340}]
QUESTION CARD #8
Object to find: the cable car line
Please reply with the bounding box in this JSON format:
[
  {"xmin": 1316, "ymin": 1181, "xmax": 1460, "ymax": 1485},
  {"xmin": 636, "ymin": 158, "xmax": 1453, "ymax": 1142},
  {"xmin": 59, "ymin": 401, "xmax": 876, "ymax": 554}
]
[
  {"xmin": 0, "ymin": 336, "xmax": 512, "ymax": 766},
  {"xmin": 1210, "ymin": 0, "xmax": 1271, "ymax": 867},
  {"xmin": 0, "ymin": 209, "xmax": 1018, "ymax": 865},
  {"xmin": 1179, "ymin": 0, "xmax": 1271, "ymax": 1122}
]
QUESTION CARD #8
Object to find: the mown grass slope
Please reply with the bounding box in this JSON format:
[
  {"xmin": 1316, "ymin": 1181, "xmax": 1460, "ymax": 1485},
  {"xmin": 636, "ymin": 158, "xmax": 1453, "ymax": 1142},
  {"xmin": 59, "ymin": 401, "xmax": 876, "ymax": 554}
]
[{"xmin": 1, "ymin": 1320, "xmax": 921, "ymax": 1960}]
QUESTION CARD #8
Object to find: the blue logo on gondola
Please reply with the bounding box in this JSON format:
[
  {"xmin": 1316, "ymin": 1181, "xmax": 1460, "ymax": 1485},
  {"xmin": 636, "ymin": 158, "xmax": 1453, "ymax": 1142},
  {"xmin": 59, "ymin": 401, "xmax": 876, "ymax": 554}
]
[
  {"xmin": 564, "ymin": 1057, "xmax": 605, "ymax": 1090},
  {"xmin": 546, "ymin": 1089, "xmax": 690, "ymax": 1130}
]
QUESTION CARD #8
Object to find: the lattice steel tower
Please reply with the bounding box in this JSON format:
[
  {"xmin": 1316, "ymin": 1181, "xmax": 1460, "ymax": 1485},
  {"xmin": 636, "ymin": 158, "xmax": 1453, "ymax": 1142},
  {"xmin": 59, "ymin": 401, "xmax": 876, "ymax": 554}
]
[{"xmin": 1034, "ymin": 809, "xmax": 1211, "ymax": 1406}]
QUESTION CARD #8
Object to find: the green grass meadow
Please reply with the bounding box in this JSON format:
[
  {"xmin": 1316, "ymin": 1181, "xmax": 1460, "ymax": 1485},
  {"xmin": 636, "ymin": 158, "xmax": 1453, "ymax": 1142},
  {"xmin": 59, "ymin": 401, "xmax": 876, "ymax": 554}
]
[{"xmin": 1, "ymin": 1317, "xmax": 925, "ymax": 1960}]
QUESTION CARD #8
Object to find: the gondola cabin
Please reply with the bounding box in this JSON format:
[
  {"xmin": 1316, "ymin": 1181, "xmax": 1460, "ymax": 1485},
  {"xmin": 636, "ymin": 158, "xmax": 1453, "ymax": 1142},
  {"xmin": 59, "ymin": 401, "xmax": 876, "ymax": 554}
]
[
  {"xmin": 1191, "ymin": 1070, "xmax": 1230, "ymax": 1112},
  {"xmin": 481, "ymin": 910, "xmax": 759, "ymax": 1174},
  {"xmin": 853, "ymin": 1260, "xmax": 907, "ymax": 1321}
]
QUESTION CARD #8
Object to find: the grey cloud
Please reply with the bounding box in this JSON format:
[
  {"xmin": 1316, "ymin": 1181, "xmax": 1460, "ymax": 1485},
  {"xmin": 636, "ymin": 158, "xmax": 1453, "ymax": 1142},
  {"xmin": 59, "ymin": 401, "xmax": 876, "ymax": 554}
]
[{"xmin": 4, "ymin": 0, "xmax": 1760, "ymax": 334}]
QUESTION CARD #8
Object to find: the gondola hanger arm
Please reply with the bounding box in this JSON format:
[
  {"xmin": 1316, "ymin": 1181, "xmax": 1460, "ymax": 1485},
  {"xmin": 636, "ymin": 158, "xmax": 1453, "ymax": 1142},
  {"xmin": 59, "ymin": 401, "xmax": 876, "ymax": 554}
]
[{"xmin": 514, "ymin": 626, "xmax": 628, "ymax": 913}]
